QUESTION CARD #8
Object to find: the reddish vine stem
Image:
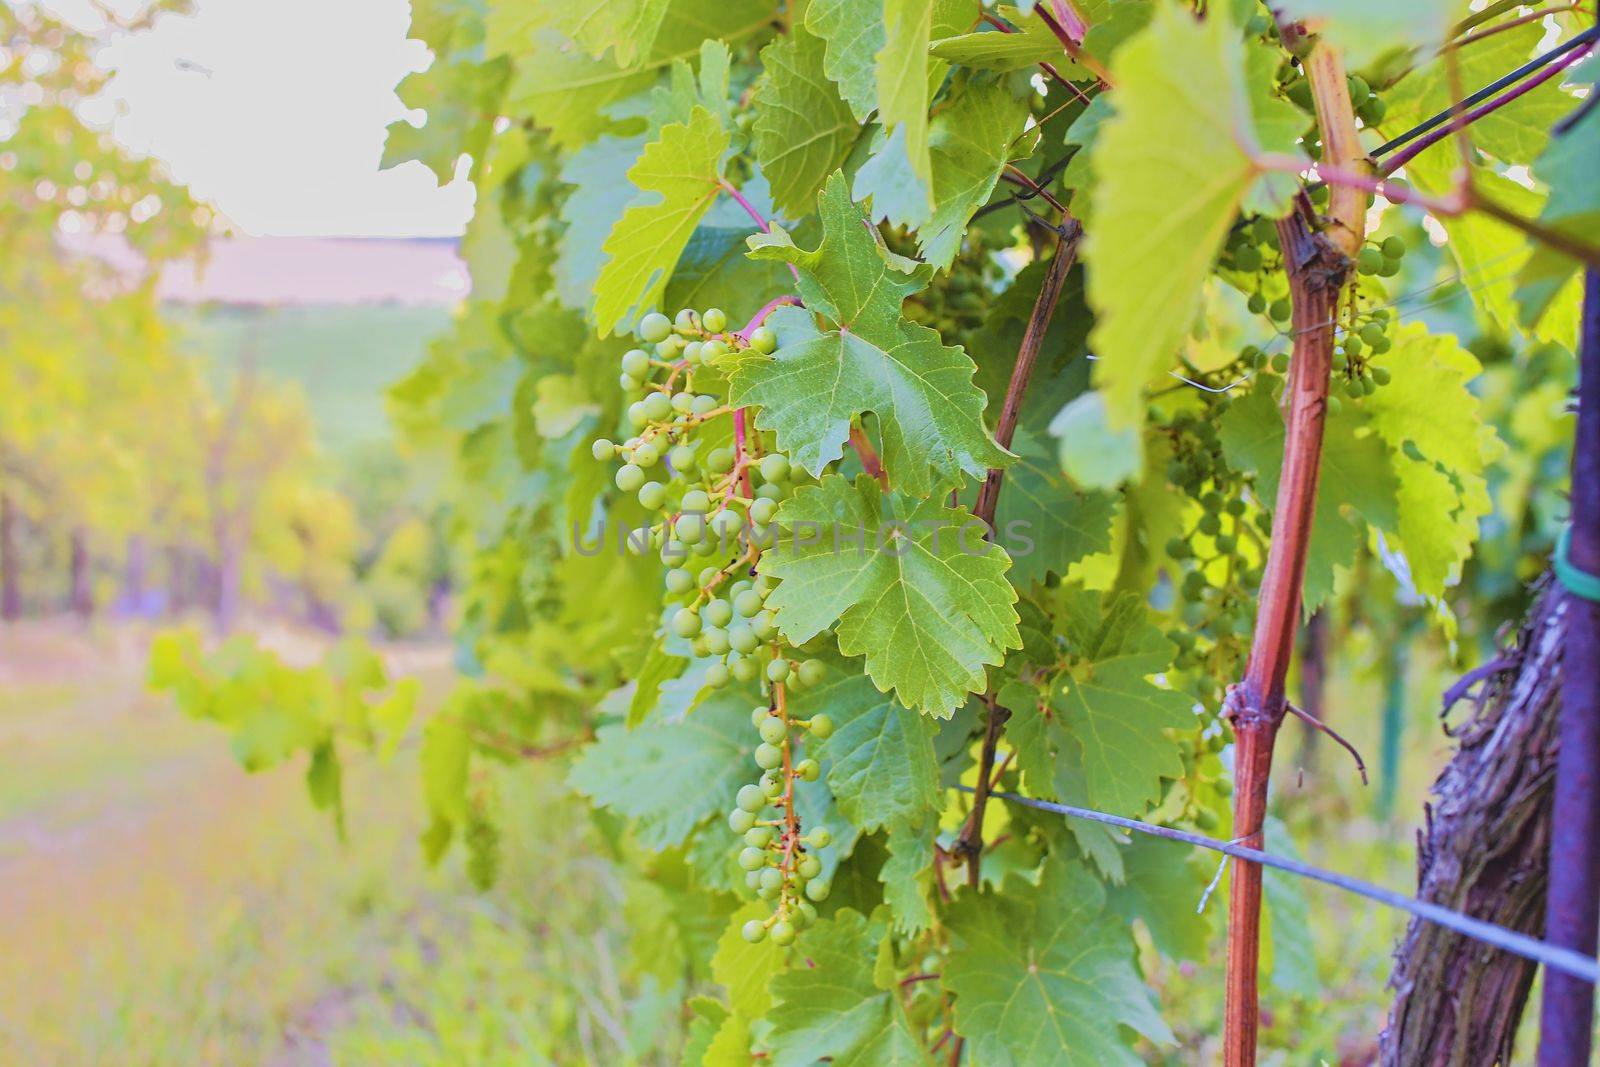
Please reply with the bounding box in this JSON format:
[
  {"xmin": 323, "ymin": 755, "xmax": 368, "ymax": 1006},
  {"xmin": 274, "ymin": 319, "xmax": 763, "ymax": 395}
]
[
  {"xmin": 1223, "ymin": 24, "xmax": 1365, "ymax": 1066},
  {"xmin": 955, "ymin": 226, "xmax": 1080, "ymax": 887}
]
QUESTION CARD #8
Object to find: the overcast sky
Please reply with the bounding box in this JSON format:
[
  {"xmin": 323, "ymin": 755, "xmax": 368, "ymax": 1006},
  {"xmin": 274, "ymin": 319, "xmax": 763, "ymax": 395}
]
[{"xmin": 52, "ymin": 0, "xmax": 474, "ymax": 236}]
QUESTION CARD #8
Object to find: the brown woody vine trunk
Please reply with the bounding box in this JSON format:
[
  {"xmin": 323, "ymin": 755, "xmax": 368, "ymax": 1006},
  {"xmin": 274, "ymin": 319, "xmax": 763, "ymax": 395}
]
[
  {"xmin": 1223, "ymin": 24, "xmax": 1365, "ymax": 1065},
  {"xmin": 1382, "ymin": 578, "xmax": 1566, "ymax": 1066}
]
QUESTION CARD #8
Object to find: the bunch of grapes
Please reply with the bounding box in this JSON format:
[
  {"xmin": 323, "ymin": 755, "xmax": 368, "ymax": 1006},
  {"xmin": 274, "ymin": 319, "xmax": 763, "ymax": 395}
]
[
  {"xmin": 1225, "ymin": 216, "xmax": 1295, "ymax": 326},
  {"xmin": 592, "ymin": 303, "xmax": 846, "ymax": 939},
  {"xmin": 729, "ymin": 696, "xmax": 835, "ymax": 945}
]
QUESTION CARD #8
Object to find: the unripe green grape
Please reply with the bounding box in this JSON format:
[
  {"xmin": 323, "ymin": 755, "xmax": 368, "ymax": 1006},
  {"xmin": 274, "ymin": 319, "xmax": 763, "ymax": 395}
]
[
  {"xmin": 797, "ymin": 659, "xmax": 826, "ymax": 687},
  {"xmin": 691, "ymin": 635, "xmax": 711, "ymax": 657},
  {"xmin": 729, "ymin": 657, "xmax": 755, "ymax": 682},
  {"xmin": 1198, "ymin": 513, "xmax": 1221, "ymax": 537},
  {"xmin": 759, "ymin": 453, "xmax": 790, "ymax": 483},
  {"xmin": 1377, "ymin": 256, "xmax": 1401, "ymax": 277},
  {"xmin": 705, "ymin": 627, "xmax": 731, "ymax": 656},
  {"xmin": 706, "ymin": 663, "xmax": 731, "ymax": 687},
  {"xmin": 1362, "ymin": 376, "xmax": 1377, "ymax": 396},
  {"xmin": 1380, "ymin": 235, "xmax": 1406, "ymax": 259},
  {"xmin": 706, "ymin": 447, "xmax": 734, "ymax": 474},
  {"xmin": 1269, "ymin": 298, "xmax": 1292, "ymax": 322},
  {"xmin": 1326, "ymin": 394, "xmax": 1343, "ymax": 416},
  {"xmin": 1370, "ymin": 334, "xmax": 1391, "ymax": 354},
  {"xmin": 795, "ymin": 758, "xmax": 820, "ymax": 782},
  {"xmin": 616, "ymin": 464, "xmax": 646, "ymax": 493},
  {"xmin": 674, "ymin": 308, "xmax": 698, "ymax": 331},
  {"xmin": 749, "ymin": 497, "xmax": 778, "ymax": 526},
  {"xmin": 752, "ymin": 611, "xmax": 778, "ymax": 641},
  {"xmin": 1356, "ymin": 246, "xmax": 1383, "ymax": 275},
  {"xmin": 1226, "ymin": 497, "xmax": 1247, "ymax": 517},
  {"xmin": 1215, "ymin": 533, "xmax": 1236, "ymax": 552},
  {"xmin": 672, "ymin": 607, "xmax": 702, "ymax": 638},
  {"xmin": 1247, "ymin": 292, "xmax": 1267, "ymax": 314},
  {"xmin": 797, "ymin": 900, "xmax": 818, "ymax": 926},
  {"xmin": 755, "ymin": 742, "xmax": 784, "ymax": 770},
  {"xmin": 1332, "ymin": 351, "xmax": 1348, "ymax": 372},
  {"xmin": 1371, "ymin": 366, "xmax": 1391, "ymax": 386},
  {"xmin": 807, "ymin": 827, "xmax": 831, "ymax": 848},
  {"xmin": 676, "ymin": 514, "xmax": 706, "ymax": 545},
  {"xmin": 1344, "ymin": 379, "xmax": 1364, "ymax": 400},
  {"xmin": 703, "ymin": 307, "xmax": 728, "ymax": 333},
  {"xmin": 627, "ymin": 402, "xmax": 649, "ymax": 429},
  {"xmin": 655, "ymin": 337, "xmax": 682, "ymax": 358},
  {"xmin": 737, "ymin": 784, "xmax": 766, "ymax": 812},
  {"xmin": 592, "ymin": 438, "xmax": 615, "ymax": 461},
  {"xmin": 633, "ymin": 444, "xmax": 661, "ymax": 470},
  {"xmin": 1347, "ymin": 74, "xmax": 1370, "ymax": 107},
  {"xmin": 752, "ymin": 705, "xmax": 771, "ymax": 728},
  {"xmin": 1233, "ymin": 244, "xmax": 1262, "ymax": 272},
  {"xmin": 741, "ymin": 919, "xmax": 767, "ymax": 943},
  {"xmin": 1270, "ymin": 352, "xmax": 1290, "ymax": 374},
  {"xmin": 809, "ymin": 713, "xmax": 834, "ymax": 739},
  {"xmin": 680, "ymin": 489, "xmax": 710, "ymax": 515},
  {"xmin": 1182, "ymin": 571, "xmax": 1206, "ymax": 599},
  {"xmin": 738, "ymin": 847, "xmax": 767, "ymax": 871},
  {"xmin": 729, "ymin": 807, "xmax": 757, "ymax": 833},
  {"xmin": 639, "ymin": 481, "xmax": 667, "ymax": 510},
  {"xmin": 1359, "ymin": 322, "xmax": 1385, "ymax": 347},
  {"xmin": 701, "ymin": 340, "xmax": 728, "ymax": 362},
  {"xmin": 749, "ymin": 326, "xmax": 777, "ymax": 354},
  {"xmin": 638, "ymin": 312, "xmax": 672, "ymax": 343},
  {"xmin": 733, "ymin": 589, "xmax": 764, "ymax": 618},
  {"xmin": 710, "ymin": 509, "xmax": 744, "ymax": 540},
  {"xmin": 804, "ymin": 879, "xmax": 831, "ymax": 902},
  {"xmin": 1364, "ymin": 96, "xmax": 1386, "ymax": 122},
  {"xmin": 770, "ymin": 921, "xmax": 796, "ymax": 946},
  {"xmin": 755, "ymin": 483, "xmax": 784, "ymax": 503},
  {"xmin": 666, "ymin": 568, "xmax": 694, "ymax": 594},
  {"xmin": 621, "ymin": 348, "xmax": 651, "ymax": 377},
  {"xmin": 1344, "ymin": 334, "xmax": 1364, "ymax": 358},
  {"xmin": 730, "ymin": 625, "xmax": 760, "ymax": 655},
  {"xmin": 767, "ymin": 658, "xmax": 792, "ymax": 683},
  {"xmin": 704, "ymin": 598, "xmax": 733, "ymax": 628},
  {"xmin": 759, "ymin": 716, "xmax": 788, "ymax": 745},
  {"xmin": 670, "ymin": 391, "xmax": 694, "ymax": 415},
  {"xmin": 641, "ymin": 392, "xmax": 673, "ymax": 423},
  {"xmin": 619, "ymin": 370, "xmax": 642, "ymax": 389},
  {"xmin": 762, "ymin": 772, "xmax": 784, "ymax": 797},
  {"xmin": 759, "ymin": 867, "xmax": 784, "ymax": 892},
  {"xmin": 797, "ymin": 854, "xmax": 822, "ymax": 880}
]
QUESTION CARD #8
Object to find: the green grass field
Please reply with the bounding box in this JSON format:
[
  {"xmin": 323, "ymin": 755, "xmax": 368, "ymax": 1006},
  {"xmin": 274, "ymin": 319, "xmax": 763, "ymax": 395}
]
[{"xmin": 0, "ymin": 624, "xmax": 662, "ymax": 1067}]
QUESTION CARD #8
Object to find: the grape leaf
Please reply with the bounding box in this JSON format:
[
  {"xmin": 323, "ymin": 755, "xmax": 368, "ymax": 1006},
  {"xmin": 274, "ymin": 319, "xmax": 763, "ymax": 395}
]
[
  {"xmin": 713, "ymin": 902, "xmax": 783, "ymax": 1017},
  {"xmin": 851, "ymin": 124, "xmax": 932, "ymax": 229},
  {"xmin": 996, "ymin": 427, "xmax": 1118, "ymax": 589},
  {"xmin": 568, "ymin": 684, "xmax": 751, "ymax": 848},
  {"xmin": 932, "ymin": 12, "xmax": 1065, "ymax": 72},
  {"xmin": 1051, "ymin": 587, "xmax": 1194, "ymax": 815},
  {"xmin": 550, "ymin": 0, "xmax": 672, "ymax": 67},
  {"xmin": 1086, "ymin": 7, "xmax": 1303, "ymax": 427},
  {"xmin": 556, "ymin": 134, "xmax": 646, "ymax": 310},
  {"xmin": 917, "ymin": 79, "xmax": 1031, "ymax": 268},
  {"xmin": 385, "ymin": 55, "xmax": 512, "ymax": 183},
  {"xmin": 1046, "ymin": 390, "xmax": 1143, "ymax": 490},
  {"xmin": 1363, "ymin": 324, "xmax": 1497, "ymax": 597},
  {"xmin": 1518, "ymin": 67, "xmax": 1600, "ymax": 327},
  {"xmin": 760, "ymin": 474, "xmax": 1022, "ymax": 718},
  {"xmin": 733, "ymin": 173, "xmax": 1011, "ymax": 495},
  {"xmin": 765, "ymin": 909, "xmax": 929, "ymax": 1067},
  {"xmin": 593, "ymin": 105, "xmax": 729, "ymax": 335},
  {"xmin": 1219, "ymin": 385, "xmax": 1400, "ymax": 611},
  {"xmin": 792, "ymin": 658, "xmax": 941, "ymax": 831},
  {"xmin": 1108, "ymin": 837, "xmax": 1213, "ymax": 961},
  {"xmin": 880, "ymin": 821, "xmax": 936, "ymax": 934},
  {"xmin": 804, "ymin": 0, "xmax": 883, "ymax": 121},
  {"xmin": 753, "ymin": 26, "xmax": 860, "ymax": 219},
  {"xmin": 943, "ymin": 856, "xmax": 1172, "ymax": 1065}
]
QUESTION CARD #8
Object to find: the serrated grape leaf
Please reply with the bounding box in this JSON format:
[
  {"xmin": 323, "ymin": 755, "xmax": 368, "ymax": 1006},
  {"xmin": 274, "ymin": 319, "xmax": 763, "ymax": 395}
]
[
  {"xmin": 852, "ymin": 124, "xmax": 932, "ymax": 229},
  {"xmin": 943, "ymin": 856, "xmax": 1172, "ymax": 1065},
  {"xmin": 917, "ymin": 79, "xmax": 1031, "ymax": 268},
  {"xmin": 508, "ymin": 0, "xmax": 771, "ymax": 148},
  {"xmin": 556, "ymin": 134, "xmax": 646, "ymax": 310},
  {"xmin": 790, "ymin": 657, "xmax": 941, "ymax": 830},
  {"xmin": 1219, "ymin": 385, "xmax": 1400, "ymax": 611},
  {"xmin": 805, "ymin": 0, "xmax": 883, "ymax": 121},
  {"xmin": 760, "ymin": 474, "xmax": 1021, "ymax": 718},
  {"xmin": 753, "ymin": 26, "xmax": 859, "ymax": 219},
  {"xmin": 997, "ymin": 428, "xmax": 1118, "ymax": 588},
  {"xmin": 875, "ymin": 0, "xmax": 967, "ymax": 190},
  {"xmin": 681, "ymin": 997, "xmax": 729, "ymax": 1067},
  {"xmin": 1363, "ymin": 324, "xmax": 1497, "ymax": 597},
  {"xmin": 932, "ymin": 10, "xmax": 1065, "ymax": 72},
  {"xmin": 1046, "ymin": 390, "xmax": 1143, "ymax": 490},
  {"xmin": 713, "ymin": 902, "xmax": 784, "ymax": 1017},
  {"xmin": 766, "ymin": 909, "xmax": 929, "ymax": 1067},
  {"xmin": 1108, "ymin": 837, "xmax": 1213, "ymax": 961},
  {"xmin": 593, "ymin": 105, "xmax": 728, "ymax": 334},
  {"xmin": 385, "ymin": 55, "xmax": 511, "ymax": 183},
  {"xmin": 1050, "ymin": 587, "xmax": 1194, "ymax": 815},
  {"xmin": 568, "ymin": 685, "xmax": 751, "ymax": 848},
  {"xmin": 732, "ymin": 173, "xmax": 1011, "ymax": 494},
  {"xmin": 550, "ymin": 0, "xmax": 672, "ymax": 67},
  {"xmin": 1086, "ymin": 7, "xmax": 1303, "ymax": 427},
  {"xmin": 1276, "ymin": 0, "xmax": 1454, "ymax": 69},
  {"xmin": 628, "ymin": 635, "xmax": 691, "ymax": 726},
  {"xmin": 880, "ymin": 821, "xmax": 936, "ymax": 934}
]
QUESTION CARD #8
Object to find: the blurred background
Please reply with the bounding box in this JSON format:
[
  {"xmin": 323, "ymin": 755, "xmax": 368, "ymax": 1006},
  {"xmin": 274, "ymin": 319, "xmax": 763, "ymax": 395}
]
[{"xmin": 0, "ymin": 0, "xmax": 1580, "ymax": 1064}]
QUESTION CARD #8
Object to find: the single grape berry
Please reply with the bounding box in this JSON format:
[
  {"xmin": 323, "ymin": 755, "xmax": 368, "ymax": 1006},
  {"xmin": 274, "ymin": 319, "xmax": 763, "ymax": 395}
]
[
  {"xmin": 759, "ymin": 717, "xmax": 787, "ymax": 745},
  {"xmin": 615, "ymin": 464, "xmax": 645, "ymax": 493},
  {"xmin": 738, "ymin": 847, "xmax": 767, "ymax": 871},
  {"xmin": 641, "ymin": 392, "xmax": 672, "ymax": 423},
  {"xmin": 797, "ymin": 659, "xmax": 826, "ymax": 687},
  {"xmin": 809, "ymin": 713, "xmax": 834, "ymax": 739},
  {"xmin": 797, "ymin": 855, "xmax": 822, "ymax": 880},
  {"xmin": 766, "ymin": 659, "xmax": 792, "ymax": 683},
  {"xmin": 703, "ymin": 307, "xmax": 728, "ymax": 333},
  {"xmin": 729, "ymin": 808, "xmax": 756, "ymax": 833},
  {"xmin": 672, "ymin": 608, "xmax": 702, "ymax": 638},
  {"xmin": 638, "ymin": 312, "xmax": 672, "ymax": 343},
  {"xmin": 759, "ymin": 453, "xmax": 790, "ymax": 483},
  {"xmin": 807, "ymin": 827, "xmax": 831, "ymax": 848},
  {"xmin": 737, "ymin": 784, "xmax": 766, "ymax": 813},
  {"xmin": 795, "ymin": 758, "xmax": 820, "ymax": 782},
  {"xmin": 1357, "ymin": 247, "xmax": 1383, "ymax": 275},
  {"xmin": 755, "ymin": 743, "xmax": 783, "ymax": 770},
  {"xmin": 674, "ymin": 308, "xmax": 697, "ymax": 331},
  {"xmin": 704, "ymin": 599, "xmax": 733, "ymax": 628},
  {"xmin": 1380, "ymin": 235, "xmax": 1406, "ymax": 259},
  {"xmin": 706, "ymin": 663, "xmax": 731, "ymax": 687},
  {"xmin": 804, "ymin": 879, "xmax": 831, "ymax": 902},
  {"xmin": 741, "ymin": 920, "xmax": 767, "ymax": 944},
  {"xmin": 729, "ymin": 626, "xmax": 760, "ymax": 654},
  {"xmin": 639, "ymin": 481, "xmax": 667, "ymax": 510},
  {"xmin": 621, "ymin": 348, "xmax": 651, "ymax": 377},
  {"xmin": 759, "ymin": 867, "xmax": 783, "ymax": 892},
  {"xmin": 749, "ymin": 326, "xmax": 777, "ymax": 354},
  {"xmin": 704, "ymin": 628, "xmax": 731, "ymax": 655},
  {"xmin": 770, "ymin": 921, "xmax": 796, "ymax": 947}
]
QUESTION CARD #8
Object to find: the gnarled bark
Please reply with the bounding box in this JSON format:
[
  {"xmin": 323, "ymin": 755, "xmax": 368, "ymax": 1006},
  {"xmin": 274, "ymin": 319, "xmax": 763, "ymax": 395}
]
[{"xmin": 1382, "ymin": 578, "xmax": 1567, "ymax": 1066}]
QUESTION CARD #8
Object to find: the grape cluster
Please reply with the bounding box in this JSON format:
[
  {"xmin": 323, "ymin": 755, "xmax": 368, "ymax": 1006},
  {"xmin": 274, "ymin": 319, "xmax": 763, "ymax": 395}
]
[
  {"xmin": 1225, "ymin": 216, "xmax": 1295, "ymax": 326},
  {"xmin": 729, "ymin": 697, "xmax": 836, "ymax": 945}
]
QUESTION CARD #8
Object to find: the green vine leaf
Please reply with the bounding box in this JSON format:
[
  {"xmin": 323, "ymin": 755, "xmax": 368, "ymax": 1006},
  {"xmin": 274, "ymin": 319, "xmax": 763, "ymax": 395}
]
[
  {"xmin": 550, "ymin": 0, "xmax": 673, "ymax": 67},
  {"xmin": 593, "ymin": 105, "xmax": 729, "ymax": 334},
  {"xmin": 1086, "ymin": 6, "xmax": 1303, "ymax": 426},
  {"xmin": 765, "ymin": 909, "xmax": 929, "ymax": 1066},
  {"xmin": 917, "ymin": 79, "xmax": 1032, "ymax": 268},
  {"xmin": 804, "ymin": 0, "xmax": 884, "ymax": 120},
  {"xmin": 760, "ymin": 474, "xmax": 1021, "ymax": 718},
  {"xmin": 752, "ymin": 26, "xmax": 860, "ymax": 219},
  {"xmin": 943, "ymin": 856, "xmax": 1173, "ymax": 1065},
  {"xmin": 733, "ymin": 173, "xmax": 1011, "ymax": 494}
]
